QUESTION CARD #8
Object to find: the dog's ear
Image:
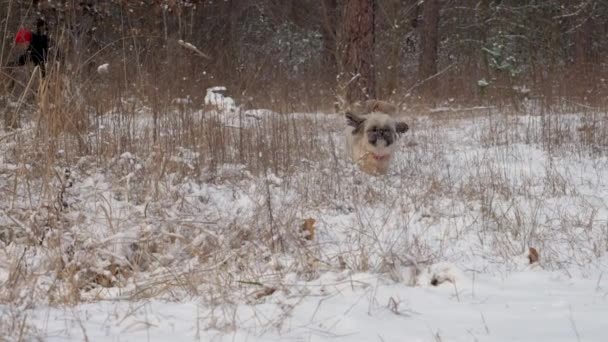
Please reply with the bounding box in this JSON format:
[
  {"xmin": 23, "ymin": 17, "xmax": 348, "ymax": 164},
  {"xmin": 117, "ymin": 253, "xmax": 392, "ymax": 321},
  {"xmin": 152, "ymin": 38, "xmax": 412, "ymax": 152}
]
[
  {"xmin": 345, "ymin": 111, "xmax": 366, "ymax": 134},
  {"xmin": 395, "ymin": 121, "xmax": 409, "ymax": 133}
]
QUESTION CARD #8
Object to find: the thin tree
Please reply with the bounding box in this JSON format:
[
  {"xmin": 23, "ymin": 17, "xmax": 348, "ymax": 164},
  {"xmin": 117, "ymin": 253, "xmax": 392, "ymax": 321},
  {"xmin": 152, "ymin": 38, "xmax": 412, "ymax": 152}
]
[
  {"xmin": 418, "ymin": 0, "xmax": 440, "ymax": 101},
  {"xmin": 321, "ymin": 0, "xmax": 338, "ymax": 82},
  {"xmin": 340, "ymin": 0, "xmax": 376, "ymax": 103}
]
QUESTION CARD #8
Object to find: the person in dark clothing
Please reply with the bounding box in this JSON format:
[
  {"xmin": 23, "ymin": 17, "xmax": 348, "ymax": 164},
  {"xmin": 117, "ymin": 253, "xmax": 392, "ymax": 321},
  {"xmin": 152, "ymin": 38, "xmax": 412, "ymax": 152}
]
[{"xmin": 15, "ymin": 19, "xmax": 49, "ymax": 77}]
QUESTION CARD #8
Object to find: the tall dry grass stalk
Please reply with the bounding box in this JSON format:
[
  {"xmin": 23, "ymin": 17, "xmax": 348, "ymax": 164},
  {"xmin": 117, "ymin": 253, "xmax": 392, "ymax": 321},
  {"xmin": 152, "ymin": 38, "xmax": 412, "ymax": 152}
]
[{"xmin": 1, "ymin": 10, "xmax": 608, "ymax": 339}]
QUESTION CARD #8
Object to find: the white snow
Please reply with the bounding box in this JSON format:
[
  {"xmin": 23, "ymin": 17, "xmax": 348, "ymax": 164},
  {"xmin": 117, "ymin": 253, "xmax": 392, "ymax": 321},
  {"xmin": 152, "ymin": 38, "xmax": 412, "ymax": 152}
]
[
  {"xmin": 204, "ymin": 86, "xmax": 237, "ymax": 112},
  {"xmin": 513, "ymin": 85, "xmax": 531, "ymax": 94},
  {"xmin": 172, "ymin": 96, "xmax": 192, "ymax": 105},
  {"xmin": 97, "ymin": 63, "xmax": 110, "ymax": 75},
  {"xmin": 177, "ymin": 39, "xmax": 212, "ymax": 59},
  {"xmin": 201, "ymin": 87, "xmax": 284, "ymax": 128},
  {"xmin": 7, "ymin": 266, "xmax": 607, "ymax": 341},
  {"xmin": 1, "ymin": 107, "xmax": 608, "ymax": 341}
]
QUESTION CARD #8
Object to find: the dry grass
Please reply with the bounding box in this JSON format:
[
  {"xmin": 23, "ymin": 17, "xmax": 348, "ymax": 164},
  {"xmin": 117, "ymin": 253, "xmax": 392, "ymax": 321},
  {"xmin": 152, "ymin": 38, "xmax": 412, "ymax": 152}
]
[{"xmin": 2, "ymin": 26, "xmax": 608, "ymax": 340}]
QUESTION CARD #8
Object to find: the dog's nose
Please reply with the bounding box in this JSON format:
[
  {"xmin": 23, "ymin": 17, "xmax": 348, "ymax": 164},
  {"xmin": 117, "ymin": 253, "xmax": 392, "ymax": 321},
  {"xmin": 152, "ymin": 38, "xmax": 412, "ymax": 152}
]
[
  {"xmin": 368, "ymin": 135, "xmax": 378, "ymax": 145},
  {"xmin": 384, "ymin": 134, "xmax": 394, "ymax": 146},
  {"xmin": 380, "ymin": 130, "xmax": 394, "ymax": 145}
]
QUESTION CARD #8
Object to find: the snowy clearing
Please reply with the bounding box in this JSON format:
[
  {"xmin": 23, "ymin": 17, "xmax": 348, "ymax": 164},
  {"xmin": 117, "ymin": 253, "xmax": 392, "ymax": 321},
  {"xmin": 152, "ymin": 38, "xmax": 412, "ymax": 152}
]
[
  {"xmin": 1, "ymin": 106, "xmax": 608, "ymax": 341},
  {"xmin": 8, "ymin": 266, "xmax": 608, "ymax": 342}
]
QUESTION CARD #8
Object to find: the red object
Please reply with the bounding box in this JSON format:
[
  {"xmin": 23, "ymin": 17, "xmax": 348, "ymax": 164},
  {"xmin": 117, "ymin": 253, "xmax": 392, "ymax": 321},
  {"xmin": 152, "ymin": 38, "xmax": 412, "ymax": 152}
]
[{"xmin": 15, "ymin": 28, "xmax": 32, "ymax": 44}]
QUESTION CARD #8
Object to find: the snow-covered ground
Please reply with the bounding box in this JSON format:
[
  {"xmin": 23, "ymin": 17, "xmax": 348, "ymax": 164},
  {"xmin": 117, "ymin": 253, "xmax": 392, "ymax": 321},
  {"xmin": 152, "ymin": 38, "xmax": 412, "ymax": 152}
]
[
  {"xmin": 9, "ymin": 265, "xmax": 608, "ymax": 342},
  {"xmin": 1, "ymin": 104, "xmax": 608, "ymax": 341}
]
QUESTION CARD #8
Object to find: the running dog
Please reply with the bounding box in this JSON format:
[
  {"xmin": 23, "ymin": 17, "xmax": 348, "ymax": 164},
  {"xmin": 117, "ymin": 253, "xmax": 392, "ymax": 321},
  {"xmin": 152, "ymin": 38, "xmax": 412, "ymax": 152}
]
[{"xmin": 344, "ymin": 102, "xmax": 409, "ymax": 175}]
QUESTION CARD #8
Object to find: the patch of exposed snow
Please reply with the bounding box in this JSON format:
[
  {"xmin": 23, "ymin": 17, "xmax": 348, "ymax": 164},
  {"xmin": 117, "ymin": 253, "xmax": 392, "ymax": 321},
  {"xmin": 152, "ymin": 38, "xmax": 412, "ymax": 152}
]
[{"xmin": 97, "ymin": 63, "xmax": 109, "ymax": 75}]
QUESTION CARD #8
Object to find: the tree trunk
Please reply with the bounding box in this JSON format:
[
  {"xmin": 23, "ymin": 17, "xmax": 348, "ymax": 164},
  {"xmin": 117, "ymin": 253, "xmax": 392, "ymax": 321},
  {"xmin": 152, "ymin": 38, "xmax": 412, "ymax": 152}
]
[
  {"xmin": 418, "ymin": 0, "xmax": 440, "ymax": 100},
  {"xmin": 340, "ymin": 0, "xmax": 376, "ymax": 103},
  {"xmin": 478, "ymin": 0, "xmax": 491, "ymax": 80},
  {"xmin": 573, "ymin": 15, "xmax": 593, "ymax": 101},
  {"xmin": 574, "ymin": 17, "xmax": 593, "ymax": 73},
  {"xmin": 477, "ymin": 0, "xmax": 491, "ymax": 103},
  {"xmin": 384, "ymin": 0, "xmax": 415, "ymax": 98},
  {"xmin": 321, "ymin": 0, "xmax": 338, "ymax": 80}
]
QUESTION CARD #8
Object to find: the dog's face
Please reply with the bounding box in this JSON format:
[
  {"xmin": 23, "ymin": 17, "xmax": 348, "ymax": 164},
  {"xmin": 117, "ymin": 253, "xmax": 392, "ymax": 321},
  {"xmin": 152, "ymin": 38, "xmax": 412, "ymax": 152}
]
[
  {"xmin": 346, "ymin": 111, "xmax": 409, "ymax": 150},
  {"xmin": 344, "ymin": 108, "xmax": 409, "ymax": 175}
]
